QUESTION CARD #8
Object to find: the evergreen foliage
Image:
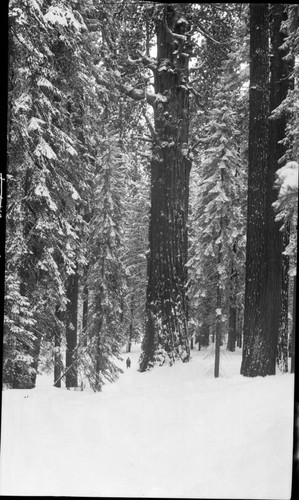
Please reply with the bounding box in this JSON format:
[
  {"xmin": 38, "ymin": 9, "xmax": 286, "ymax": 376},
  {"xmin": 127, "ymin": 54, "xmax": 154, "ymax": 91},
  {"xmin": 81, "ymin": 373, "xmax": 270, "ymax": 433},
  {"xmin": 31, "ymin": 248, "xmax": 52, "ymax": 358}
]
[
  {"xmin": 188, "ymin": 18, "xmax": 248, "ymax": 354},
  {"xmin": 3, "ymin": 1, "xmax": 298, "ymax": 387}
]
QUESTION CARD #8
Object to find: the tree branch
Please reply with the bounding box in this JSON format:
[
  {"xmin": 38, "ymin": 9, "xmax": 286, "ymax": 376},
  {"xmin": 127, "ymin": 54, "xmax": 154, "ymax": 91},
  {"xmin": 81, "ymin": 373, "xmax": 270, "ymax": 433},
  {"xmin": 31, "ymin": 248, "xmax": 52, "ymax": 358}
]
[
  {"xmin": 164, "ymin": 16, "xmax": 187, "ymax": 42},
  {"xmin": 195, "ymin": 22, "xmax": 229, "ymax": 47},
  {"xmin": 95, "ymin": 72, "xmax": 156, "ymax": 107},
  {"xmin": 122, "ymin": 84, "xmax": 156, "ymax": 106},
  {"xmin": 135, "ymin": 135, "xmax": 153, "ymax": 143},
  {"xmin": 128, "ymin": 51, "xmax": 157, "ymax": 73},
  {"xmin": 136, "ymin": 50, "xmax": 157, "ymax": 72},
  {"xmin": 142, "ymin": 111, "xmax": 156, "ymax": 139}
]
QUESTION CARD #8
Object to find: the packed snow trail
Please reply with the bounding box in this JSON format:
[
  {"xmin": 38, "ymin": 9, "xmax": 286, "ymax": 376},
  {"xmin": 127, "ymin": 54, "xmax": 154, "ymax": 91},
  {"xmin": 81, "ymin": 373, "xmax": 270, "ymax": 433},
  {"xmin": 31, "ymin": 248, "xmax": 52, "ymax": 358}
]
[{"xmin": 0, "ymin": 345, "xmax": 294, "ymax": 498}]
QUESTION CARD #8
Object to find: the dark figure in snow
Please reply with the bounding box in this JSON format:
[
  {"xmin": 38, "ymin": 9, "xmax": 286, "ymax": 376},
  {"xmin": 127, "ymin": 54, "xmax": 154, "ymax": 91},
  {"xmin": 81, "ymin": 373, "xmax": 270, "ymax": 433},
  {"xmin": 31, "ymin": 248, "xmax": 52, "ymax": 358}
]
[{"xmin": 126, "ymin": 357, "xmax": 131, "ymax": 368}]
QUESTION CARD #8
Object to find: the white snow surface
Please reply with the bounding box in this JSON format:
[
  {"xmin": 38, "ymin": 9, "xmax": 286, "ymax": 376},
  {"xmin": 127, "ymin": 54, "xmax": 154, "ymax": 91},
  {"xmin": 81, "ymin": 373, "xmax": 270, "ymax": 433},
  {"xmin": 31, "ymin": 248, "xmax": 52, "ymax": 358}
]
[{"xmin": 0, "ymin": 345, "xmax": 294, "ymax": 498}]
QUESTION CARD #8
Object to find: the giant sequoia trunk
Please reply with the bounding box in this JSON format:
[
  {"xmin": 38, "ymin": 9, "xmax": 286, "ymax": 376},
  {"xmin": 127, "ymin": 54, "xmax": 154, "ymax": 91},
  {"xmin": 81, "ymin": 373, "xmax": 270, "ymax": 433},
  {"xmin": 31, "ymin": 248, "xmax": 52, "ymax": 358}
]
[
  {"xmin": 139, "ymin": 5, "xmax": 192, "ymax": 371},
  {"xmin": 241, "ymin": 4, "xmax": 271, "ymax": 377},
  {"xmin": 241, "ymin": 3, "xmax": 290, "ymax": 377}
]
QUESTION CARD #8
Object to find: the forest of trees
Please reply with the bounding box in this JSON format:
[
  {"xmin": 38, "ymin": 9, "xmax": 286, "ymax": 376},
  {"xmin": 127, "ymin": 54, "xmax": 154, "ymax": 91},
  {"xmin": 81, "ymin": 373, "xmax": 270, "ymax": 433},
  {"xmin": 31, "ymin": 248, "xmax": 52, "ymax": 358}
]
[{"xmin": 1, "ymin": 1, "xmax": 298, "ymax": 390}]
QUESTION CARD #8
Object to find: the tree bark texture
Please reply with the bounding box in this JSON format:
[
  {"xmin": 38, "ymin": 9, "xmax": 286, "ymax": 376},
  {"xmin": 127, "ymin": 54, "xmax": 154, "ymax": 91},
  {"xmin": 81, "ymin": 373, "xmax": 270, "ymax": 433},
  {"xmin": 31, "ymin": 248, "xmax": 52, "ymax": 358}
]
[
  {"xmin": 241, "ymin": 3, "xmax": 271, "ymax": 377},
  {"xmin": 241, "ymin": 3, "xmax": 291, "ymax": 377},
  {"xmin": 291, "ymin": 275, "xmax": 296, "ymax": 374},
  {"xmin": 266, "ymin": 4, "xmax": 290, "ymax": 373},
  {"xmin": 139, "ymin": 5, "xmax": 192, "ymax": 371}
]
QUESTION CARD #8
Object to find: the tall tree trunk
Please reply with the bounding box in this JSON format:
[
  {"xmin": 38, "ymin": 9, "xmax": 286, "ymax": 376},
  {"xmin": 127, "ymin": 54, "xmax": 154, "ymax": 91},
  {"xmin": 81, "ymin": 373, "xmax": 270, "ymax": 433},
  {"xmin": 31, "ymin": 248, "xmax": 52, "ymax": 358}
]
[
  {"xmin": 65, "ymin": 272, "xmax": 78, "ymax": 388},
  {"xmin": 265, "ymin": 3, "xmax": 290, "ymax": 373},
  {"xmin": 277, "ymin": 227, "xmax": 290, "ymax": 371},
  {"xmin": 241, "ymin": 3, "xmax": 270, "ymax": 377},
  {"xmin": 291, "ymin": 275, "xmax": 296, "ymax": 374},
  {"xmin": 139, "ymin": 5, "xmax": 192, "ymax": 371}
]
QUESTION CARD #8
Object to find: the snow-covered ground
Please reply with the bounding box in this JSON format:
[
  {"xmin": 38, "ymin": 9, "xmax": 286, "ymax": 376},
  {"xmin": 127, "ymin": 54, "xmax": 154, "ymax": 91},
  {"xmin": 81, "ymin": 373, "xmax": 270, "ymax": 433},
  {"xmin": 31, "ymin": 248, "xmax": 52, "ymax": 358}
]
[{"xmin": 0, "ymin": 344, "xmax": 295, "ymax": 498}]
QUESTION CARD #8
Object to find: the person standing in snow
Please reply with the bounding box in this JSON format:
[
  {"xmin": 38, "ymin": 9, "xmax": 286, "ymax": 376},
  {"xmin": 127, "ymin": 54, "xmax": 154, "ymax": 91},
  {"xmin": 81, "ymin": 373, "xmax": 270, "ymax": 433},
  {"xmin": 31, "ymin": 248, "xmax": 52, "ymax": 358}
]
[{"xmin": 126, "ymin": 357, "xmax": 131, "ymax": 368}]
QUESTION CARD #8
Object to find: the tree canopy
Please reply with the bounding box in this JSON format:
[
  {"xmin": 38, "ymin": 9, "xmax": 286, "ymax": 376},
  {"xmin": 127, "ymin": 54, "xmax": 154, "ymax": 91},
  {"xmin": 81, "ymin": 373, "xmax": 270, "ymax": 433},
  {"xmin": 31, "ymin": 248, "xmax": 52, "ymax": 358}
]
[{"xmin": 2, "ymin": 1, "xmax": 298, "ymax": 389}]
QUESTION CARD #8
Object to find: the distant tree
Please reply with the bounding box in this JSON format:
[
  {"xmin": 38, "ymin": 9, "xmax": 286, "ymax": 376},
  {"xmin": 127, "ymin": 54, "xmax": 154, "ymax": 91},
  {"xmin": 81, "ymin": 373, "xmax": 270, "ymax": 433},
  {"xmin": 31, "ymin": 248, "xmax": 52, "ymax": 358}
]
[
  {"xmin": 188, "ymin": 12, "xmax": 248, "ymax": 364},
  {"xmin": 188, "ymin": 78, "xmax": 247, "ymax": 375},
  {"xmin": 123, "ymin": 151, "xmax": 149, "ymax": 353}
]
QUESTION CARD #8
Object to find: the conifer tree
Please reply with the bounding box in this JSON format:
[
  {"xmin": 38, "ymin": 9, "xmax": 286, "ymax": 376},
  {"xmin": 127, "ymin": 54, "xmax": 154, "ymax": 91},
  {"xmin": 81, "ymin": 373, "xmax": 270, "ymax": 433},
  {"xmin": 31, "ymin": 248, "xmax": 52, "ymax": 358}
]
[
  {"xmin": 188, "ymin": 13, "xmax": 248, "ymax": 360},
  {"xmin": 4, "ymin": 0, "xmax": 89, "ymax": 387},
  {"xmin": 81, "ymin": 137, "xmax": 128, "ymax": 391},
  {"xmin": 241, "ymin": 3, "xmax": 296, "ymax": 377},
  {"xmin": 123, "ymin": 149, "xmax": 149, "ymax": 352},
  {"xmin": 188, "ymin": 76, "xmax": 247, "ymax": 372},
  {"xmin": 241, "ymin": 3, "xmax": 272, "ymax": 377}
]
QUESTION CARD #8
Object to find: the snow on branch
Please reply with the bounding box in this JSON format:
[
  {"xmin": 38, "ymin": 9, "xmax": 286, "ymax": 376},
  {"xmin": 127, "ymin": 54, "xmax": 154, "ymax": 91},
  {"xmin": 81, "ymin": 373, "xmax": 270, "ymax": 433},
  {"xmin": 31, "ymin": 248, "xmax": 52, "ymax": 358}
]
[
  {"xmin": 44, "ymin": 6, "xmax": 86, "ymax": 31},
  {"xmin": 273, "ymin": 161, "xmax": 298, "ymax": 213},
  {"xmin": 94, "ymin": 73, "xmax": 156, "ymax": 106},
  {"xmin": 273, "ymin": 161, "xmax": 298, "ymax": 276}
]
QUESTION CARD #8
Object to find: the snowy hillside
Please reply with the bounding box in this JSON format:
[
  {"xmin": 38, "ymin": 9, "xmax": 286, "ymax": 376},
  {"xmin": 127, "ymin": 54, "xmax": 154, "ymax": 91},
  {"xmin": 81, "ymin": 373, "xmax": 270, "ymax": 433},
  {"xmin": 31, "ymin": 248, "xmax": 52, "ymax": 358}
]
[{"xmin": 0, "ymin": 345, "xmax": 294, "ymax": 498}]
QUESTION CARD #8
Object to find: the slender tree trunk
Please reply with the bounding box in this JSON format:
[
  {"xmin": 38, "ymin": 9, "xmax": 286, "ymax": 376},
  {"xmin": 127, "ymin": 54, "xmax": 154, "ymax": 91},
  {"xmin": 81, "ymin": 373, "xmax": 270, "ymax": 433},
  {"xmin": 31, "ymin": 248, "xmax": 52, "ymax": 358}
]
[
  {"xmin": 82, "ymin": 283, "xmax": 89, "ymax": 347},
  {"xmin": 127, "ymin": 294, "xmax": 134, "ymax": 353},
  {"xmin": 236, "ymin": 307, "xmax": 242, "ymax": 348},
  {"xmin": 241, "ymin": 3, "xmax": 270, "ymax": 377},
  {"xmin": 214, "ymin": 238, "xmax": 222, "ymax": 377},
  {"xmin": 200, "ymin": 322, "xmax": 210, "ymax": 348},
  {"xmin": 65, "ymin": 272, "xmax": 78, "ymax": 388},
  {"xmin": 54, "ymin": 306, "xmax": 64, "ymax": 388},
  {"xmin": 214, "ymin": 285, "xmax": 221, "ymax": 378},
  {"xmin": 227, "ymin": 262, "xmax": 237, "ymax": 352},
  {"xmin": 227, "ymin": 303, "xmax": 237, "ymax": 352},
  {"xmin": 139, "ymin": 5, "xmax": 192, "ymax": 371}
]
